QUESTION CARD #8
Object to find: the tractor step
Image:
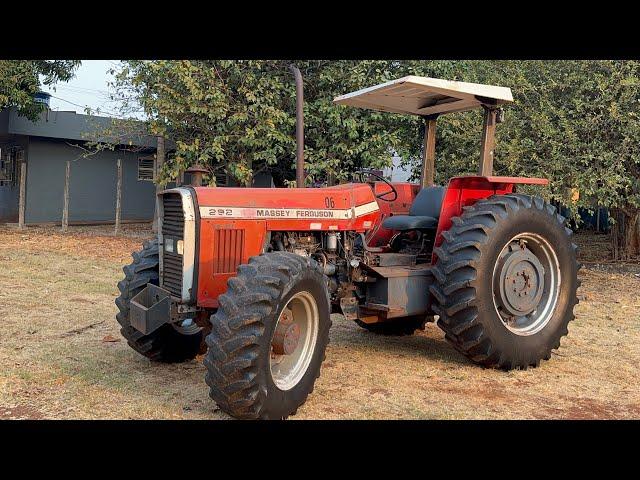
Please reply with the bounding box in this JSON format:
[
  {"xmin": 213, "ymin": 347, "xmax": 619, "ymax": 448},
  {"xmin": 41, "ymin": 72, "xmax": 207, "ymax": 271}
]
[
  {"xmin": 348, "ymin": 264, "xmax": 434, "ymax": 321},
  {"xmin": 373, "ymin": 253, "xmax": 417, "ymax": 267}
]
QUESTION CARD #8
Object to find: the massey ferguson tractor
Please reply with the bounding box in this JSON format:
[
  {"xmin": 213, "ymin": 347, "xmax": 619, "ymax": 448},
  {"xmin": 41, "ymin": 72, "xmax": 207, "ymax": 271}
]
[{"xmin": 116, "ymin": 74, "xmax": 579, "ymax": 419}]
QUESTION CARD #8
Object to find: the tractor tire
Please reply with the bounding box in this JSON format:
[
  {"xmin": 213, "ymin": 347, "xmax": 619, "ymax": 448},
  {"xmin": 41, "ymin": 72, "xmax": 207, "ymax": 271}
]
[
  {"xmin": 355, "ymin": 315, "xmax": 430, "ymax": 335},
  {"xmin": 204, "ymin": 252, "xmax": 331, "ymax": 420},
  {"xmin": 430, "ymin": 194, "xmax": 580, "ymax": 370},
  {"xmin": 115, "ymin": 239, "xmax": 203, "ymax": 363}
]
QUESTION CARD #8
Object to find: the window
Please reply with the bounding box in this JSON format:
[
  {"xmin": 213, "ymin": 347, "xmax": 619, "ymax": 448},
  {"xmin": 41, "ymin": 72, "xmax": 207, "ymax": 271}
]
[
  {"xmin": 0, "ymin": 147, "xmax": 6, "ymax": 185},
  {"xmin": 138, "ymin": 157, "xmax": 155, "ymax": 182},
  {"xmin": 0, "ymin": 147, "xmax": 22, "ymax": 187}
]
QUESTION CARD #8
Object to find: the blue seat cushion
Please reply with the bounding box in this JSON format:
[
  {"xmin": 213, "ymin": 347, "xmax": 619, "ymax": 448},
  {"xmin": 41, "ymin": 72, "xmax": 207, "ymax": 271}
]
[
  {"xmin": 381, "ymin": 185, "xmax": 445, "ymax": 231},
  {"xmin": 382, "ymin": 215, "xmax": 438, "ymax": 231}
]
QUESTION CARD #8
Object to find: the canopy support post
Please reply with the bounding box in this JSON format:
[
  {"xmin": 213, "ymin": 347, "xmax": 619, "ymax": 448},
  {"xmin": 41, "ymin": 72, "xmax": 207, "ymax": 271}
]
[
  {"xmin": 420, "ymin": 114, "xmax": 438, "ymax": 188},
  {"xmin": 478, "ymin": 105, "xmax": 498, "ymax": 176}
]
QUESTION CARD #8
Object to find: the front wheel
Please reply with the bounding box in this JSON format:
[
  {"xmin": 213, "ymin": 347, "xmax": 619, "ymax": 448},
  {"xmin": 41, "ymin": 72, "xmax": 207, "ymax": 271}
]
[
  {"xmin": 430, "ymin": 194, "xmax": 580, "ymax": 370},
  {"xmin": 115, "ymin": 239, "xmax": 203, "ymax": 363},
  {"xmin": 204, "ymin": 252, "xmax": 331, "ymax": 419}
]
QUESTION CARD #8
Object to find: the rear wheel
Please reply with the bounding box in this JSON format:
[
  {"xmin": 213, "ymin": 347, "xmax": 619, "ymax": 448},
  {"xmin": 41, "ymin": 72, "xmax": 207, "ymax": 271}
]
[
  {"xmin": 115, "ymin": 239, "xmax": 203, "ymax": 363},
  {"xmin": 430, "ymin": 194, "xmax": 580, "ymax": 370},
  {"xmin": 204, "ymin": 252, "xmax": 331, "ymax": 419}
]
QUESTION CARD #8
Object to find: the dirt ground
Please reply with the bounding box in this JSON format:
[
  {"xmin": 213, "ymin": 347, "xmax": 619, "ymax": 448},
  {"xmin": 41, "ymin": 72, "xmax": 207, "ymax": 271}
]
[{"xmin": 0, "ymin": 223, "xmax": 638, "ymax": 420}]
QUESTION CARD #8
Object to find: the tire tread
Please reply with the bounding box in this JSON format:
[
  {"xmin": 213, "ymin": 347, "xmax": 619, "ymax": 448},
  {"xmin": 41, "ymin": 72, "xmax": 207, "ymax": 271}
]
[{"xmin": 430, "ymin": 194, "xmax": 580, "ymax": 370}]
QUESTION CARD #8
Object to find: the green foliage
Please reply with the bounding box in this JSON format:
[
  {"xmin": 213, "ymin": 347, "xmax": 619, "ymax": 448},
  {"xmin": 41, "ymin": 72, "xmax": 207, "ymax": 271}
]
[
  {"xmin": 111, "ymin": 60, "xmax": 640, "ymax": 254},
  {"xmin": 428, "ymin": 61, "xmax": 640, "ymax": 219},
  {"xmin": 113, "ymin": 60, "xmax": 410, "ymax": 186},
  {"xmin": 0, "ymin": 61, "xmax": 80, "ymax": 120}
]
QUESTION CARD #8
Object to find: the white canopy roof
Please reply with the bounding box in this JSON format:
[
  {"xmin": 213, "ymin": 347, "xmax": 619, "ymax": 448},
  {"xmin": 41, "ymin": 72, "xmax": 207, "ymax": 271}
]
[{"xmin": 333, "ymin": 75, "xmax": 513, "ymax": 116}]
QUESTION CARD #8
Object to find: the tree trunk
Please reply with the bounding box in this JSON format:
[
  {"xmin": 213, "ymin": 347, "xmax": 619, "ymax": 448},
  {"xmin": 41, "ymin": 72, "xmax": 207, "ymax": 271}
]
[
  {"xmin": 624, "ymin": 211, "xmax": 640, "ymax": 257},
  {"xmin": 611, "ymin": 208, "xmax": 640, "ymax": 260}
]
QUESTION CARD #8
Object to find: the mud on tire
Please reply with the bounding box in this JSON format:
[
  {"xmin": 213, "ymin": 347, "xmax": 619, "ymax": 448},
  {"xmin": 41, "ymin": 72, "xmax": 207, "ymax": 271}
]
[
  {"xmin": 204, "ymin": 252, "xmax": 331, "ymax": 420},
  {"xmin": 430, "ymin": 194, "xmax": 580, "ymax": 370},
  {"xmin": 115, "ymin": 239, "xmax": 203, "ymax": 363}
]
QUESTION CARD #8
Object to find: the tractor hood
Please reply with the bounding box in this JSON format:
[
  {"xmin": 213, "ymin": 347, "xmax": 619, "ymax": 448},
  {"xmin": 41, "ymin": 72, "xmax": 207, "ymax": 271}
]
[
  {"xmin": 193, "ymin": 183, "xmax": 380, "ymax": 222},
  {"xmin": 184, "ymin": 183, "xmax": 384, "ymax": 310}
]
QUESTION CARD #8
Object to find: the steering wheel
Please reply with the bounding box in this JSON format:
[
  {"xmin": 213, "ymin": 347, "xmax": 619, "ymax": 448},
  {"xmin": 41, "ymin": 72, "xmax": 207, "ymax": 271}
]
[{"xmin": 354, "ymin": 169, "xmax": 398, "ymax": 202}]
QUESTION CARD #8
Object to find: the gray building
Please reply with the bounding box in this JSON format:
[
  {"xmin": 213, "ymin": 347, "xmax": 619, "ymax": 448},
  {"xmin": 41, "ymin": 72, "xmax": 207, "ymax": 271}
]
[{"xmin": 0, "ymin": 105, "xmax": 158, "ymax": 224}]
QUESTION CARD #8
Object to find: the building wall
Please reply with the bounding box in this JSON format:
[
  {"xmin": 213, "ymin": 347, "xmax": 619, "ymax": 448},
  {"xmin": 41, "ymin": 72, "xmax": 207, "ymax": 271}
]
[
  {"xmin": 25, "ymin": 137, "xmax": 156, "ymax": 223},
  {"xmin": 0, "ymin": 185, "xmax": 19, "ymax": 222},
  {"xmin": 0, "ymin": 108, "xmax": 9, "ymax": 134},
  {"xmin": 0, "ymin": 135, "xmax": 29, "ymax": 223}
]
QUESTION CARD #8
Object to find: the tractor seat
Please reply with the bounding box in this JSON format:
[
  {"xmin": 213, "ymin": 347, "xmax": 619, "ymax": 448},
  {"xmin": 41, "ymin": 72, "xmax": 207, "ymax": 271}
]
[{"xmin": 382, "ymin": 185, "xmax": 446, "ymax": 231}]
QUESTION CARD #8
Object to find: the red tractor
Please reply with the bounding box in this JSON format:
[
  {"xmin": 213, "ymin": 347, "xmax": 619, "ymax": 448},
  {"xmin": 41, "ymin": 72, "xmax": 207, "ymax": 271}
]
[{"xmin": 116, "ymin": 75, "xmax": 579, "ymax": 419}]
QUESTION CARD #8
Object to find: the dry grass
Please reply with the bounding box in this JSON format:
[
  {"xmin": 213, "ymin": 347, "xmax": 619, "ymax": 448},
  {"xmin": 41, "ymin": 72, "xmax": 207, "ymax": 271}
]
[{"xmin": 0, "ymin": 225, "xmax": 638, "ymax": 419}]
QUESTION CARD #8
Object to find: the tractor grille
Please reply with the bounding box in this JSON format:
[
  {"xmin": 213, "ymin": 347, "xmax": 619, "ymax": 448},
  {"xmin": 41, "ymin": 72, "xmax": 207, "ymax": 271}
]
[
  {"xmin": 161, "ymin": 193, "xmax": 184, "ymax": 297},
  {"xmin": 213, "ymin": 228, "xmax": 245, "ymax": 274}
]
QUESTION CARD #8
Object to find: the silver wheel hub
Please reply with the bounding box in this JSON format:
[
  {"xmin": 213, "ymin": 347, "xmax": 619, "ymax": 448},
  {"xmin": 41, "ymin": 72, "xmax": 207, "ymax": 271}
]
[
  {"xmin": 492, "ymin": 234, "xmax": 561, "ymax": 336},
  {"xmin": 496, "ymin": 243, "xmax": 545, "ymax": 316},
  {"xmin": 269, "ymin": 291, "xmax": 319, "ymax": 391}
]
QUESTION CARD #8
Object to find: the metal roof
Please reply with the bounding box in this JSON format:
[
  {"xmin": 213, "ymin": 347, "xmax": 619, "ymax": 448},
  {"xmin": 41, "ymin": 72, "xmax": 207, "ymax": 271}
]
[
  {"xmin": 0, "ymin": 107, "xmax": 158, "ymax": 149},
  {"xmin": 333, "ymin": 75, "xmax": 513, "ymax": 116}
]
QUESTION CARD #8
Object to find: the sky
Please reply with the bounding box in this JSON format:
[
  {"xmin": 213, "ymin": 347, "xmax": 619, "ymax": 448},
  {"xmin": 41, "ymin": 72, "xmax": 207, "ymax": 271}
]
[{"xmin": 41, "ymin": 60, "xmax": 126, "ymax": 117}]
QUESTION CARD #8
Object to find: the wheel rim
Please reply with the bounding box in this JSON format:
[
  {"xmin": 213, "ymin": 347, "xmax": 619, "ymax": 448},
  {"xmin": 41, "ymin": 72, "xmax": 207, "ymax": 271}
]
[
  {"xmin": 269, "ymin": 291, "xmax": 319, "ymax": 391},
  {"xmin": 491, "ymin": 233, "xmax": 561, "ymax": 336}
]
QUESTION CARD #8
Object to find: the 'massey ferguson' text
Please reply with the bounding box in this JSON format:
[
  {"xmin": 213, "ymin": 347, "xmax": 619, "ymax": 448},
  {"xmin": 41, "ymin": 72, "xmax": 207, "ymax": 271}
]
[{"xmin": 256, "ymin": 209, "xmax": 336, "ymax": 218}]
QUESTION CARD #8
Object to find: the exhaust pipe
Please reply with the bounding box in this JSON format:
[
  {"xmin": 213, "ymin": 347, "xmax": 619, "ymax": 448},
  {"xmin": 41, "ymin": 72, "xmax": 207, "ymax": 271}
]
[{"xmin": 290, "ymin": 64, "xmax": 305, "ymax": 188}]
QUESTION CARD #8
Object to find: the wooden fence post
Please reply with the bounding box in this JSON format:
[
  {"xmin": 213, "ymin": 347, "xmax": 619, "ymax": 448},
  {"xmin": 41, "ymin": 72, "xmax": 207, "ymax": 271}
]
[
  {"xmin": 61, "ymin": 160, "xmax": 70, "ymax": 232},
  {"xmin": 115, "ymin": 158, "xmax": 122, "ymax": 235},
  {"xmin": 152, "ymin": 135, "xmax": 165, "ymax": 233},
  {"xmin": 18, "ymin": 160, "xmax": 26, "ymax": 229}
]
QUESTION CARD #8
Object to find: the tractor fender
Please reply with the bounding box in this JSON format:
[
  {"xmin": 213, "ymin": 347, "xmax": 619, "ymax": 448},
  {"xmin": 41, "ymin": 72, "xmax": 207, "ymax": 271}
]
[{"xmin": 432, "ymin": 176, "xmax": 548, "ymax": 263}]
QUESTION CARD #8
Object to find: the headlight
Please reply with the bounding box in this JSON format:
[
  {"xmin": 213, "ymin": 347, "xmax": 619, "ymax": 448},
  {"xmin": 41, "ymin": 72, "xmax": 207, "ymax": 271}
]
[
  {"xmin": 164, "ymin": 238, "xmax": 184, "ymax": 255},
  {"xmin": 164, "ymin": 238, "xmax": 174, "ymax": 253}
]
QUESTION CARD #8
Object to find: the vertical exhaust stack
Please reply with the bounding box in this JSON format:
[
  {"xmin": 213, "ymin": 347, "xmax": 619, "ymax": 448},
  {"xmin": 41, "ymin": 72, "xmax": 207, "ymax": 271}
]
[{"xmin": 290, "ymin": 64, "xmax": 305, "ymax": 188}]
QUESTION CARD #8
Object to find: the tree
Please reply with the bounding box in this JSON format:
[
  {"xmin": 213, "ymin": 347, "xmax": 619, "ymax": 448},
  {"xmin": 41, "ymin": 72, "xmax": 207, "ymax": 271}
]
[
  {"xmin": 110, "ymin": 60, "xmax": 415, "ymax": 187},
  {"xmin": 482, "ymin": 61, "xmax": 640, "ymax": 259},
  {"xmin": 391, "ymin": 60, "xmax": 640, "ymax": 258},
  {"xmin": 0, "ymin": 61, "xmax": 80, "ymax": 120},
  {"xmin": 109, "ymin": 60, "xmax": 639, "ymax": 258}
]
